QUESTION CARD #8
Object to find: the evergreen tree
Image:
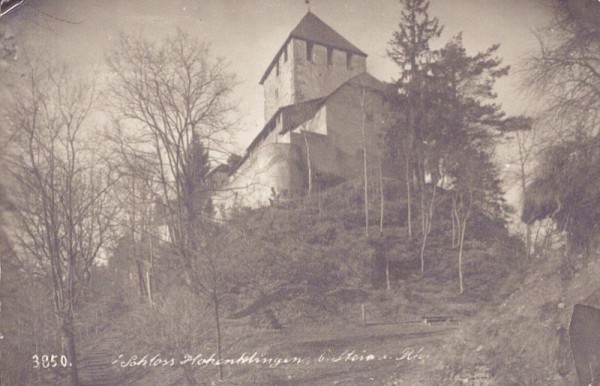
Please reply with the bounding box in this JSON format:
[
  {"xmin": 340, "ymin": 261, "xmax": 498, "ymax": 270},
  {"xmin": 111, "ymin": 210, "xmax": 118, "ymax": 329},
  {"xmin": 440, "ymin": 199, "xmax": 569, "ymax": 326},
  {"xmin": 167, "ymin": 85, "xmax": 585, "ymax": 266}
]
[
  {"xmin": 432, "ymin": 35, "xmax": 512, "ymax": 292},
  {"xmin": 386, "ymin": 0, "xmax": 443, "ymax": 273}
]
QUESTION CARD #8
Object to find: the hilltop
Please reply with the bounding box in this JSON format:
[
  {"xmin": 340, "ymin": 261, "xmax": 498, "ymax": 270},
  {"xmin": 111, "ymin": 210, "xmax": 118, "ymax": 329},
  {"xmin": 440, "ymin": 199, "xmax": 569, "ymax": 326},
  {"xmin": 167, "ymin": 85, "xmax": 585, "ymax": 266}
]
[{"xmin": 74, "ymin": 177, "xmax": 528, "ymax": 385}]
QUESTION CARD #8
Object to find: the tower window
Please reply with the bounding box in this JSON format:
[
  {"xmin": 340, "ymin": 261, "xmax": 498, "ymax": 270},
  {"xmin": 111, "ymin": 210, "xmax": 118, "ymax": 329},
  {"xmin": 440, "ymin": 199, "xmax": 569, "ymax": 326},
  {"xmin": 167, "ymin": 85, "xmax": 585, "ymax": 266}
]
[
  {"xmin": 306, "ymin": 42, "xmax": 313, "ymax": 62},
  {"xmin": 327, "ymin": 47, "xmax": 333, "ymax": 66},
  {"xmin": 276, "ymin": 61, "xmax": 279, "ymax": 76},
  {"xmin": 346, "ymin": 52, "xmax": 353, "ymax": 70},
  {"xmin": 284, "ymin": 45, "xmax": 288, "ymax": 62}
]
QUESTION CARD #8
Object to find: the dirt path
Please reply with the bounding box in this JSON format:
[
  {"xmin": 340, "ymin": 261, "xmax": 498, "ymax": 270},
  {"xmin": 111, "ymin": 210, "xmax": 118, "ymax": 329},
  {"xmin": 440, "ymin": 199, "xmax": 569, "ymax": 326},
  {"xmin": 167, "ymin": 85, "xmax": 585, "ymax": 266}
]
[
  {"xmin": 217, "ymin": 321, "xmax": 454, "ymax": 385},
  {"xmin": 83, "ymin": 320, "xmax": 454, "ymax": 385}
]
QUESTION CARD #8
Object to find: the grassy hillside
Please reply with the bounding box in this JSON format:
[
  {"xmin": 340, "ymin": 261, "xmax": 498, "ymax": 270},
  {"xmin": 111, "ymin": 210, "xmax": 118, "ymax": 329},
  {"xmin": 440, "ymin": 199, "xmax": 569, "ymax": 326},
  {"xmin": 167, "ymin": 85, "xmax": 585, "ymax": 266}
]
[
  {"xmin": 415, "ymin": 245, "xmax": 597, "ymax": 385},
  {"xmin": 224, "ymin": 178, "xmax": 523, "ymax": 322},
  {"xmin": 70, "ymin": 178, "xmax": 540, "ymax": 385}
]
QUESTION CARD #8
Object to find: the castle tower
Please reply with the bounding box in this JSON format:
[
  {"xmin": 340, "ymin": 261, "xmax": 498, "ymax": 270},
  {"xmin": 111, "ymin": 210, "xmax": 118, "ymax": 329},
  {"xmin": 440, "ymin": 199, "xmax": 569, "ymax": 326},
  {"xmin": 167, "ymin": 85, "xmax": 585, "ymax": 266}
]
[{"xmin": 259, "ymin": 12, "xmax": 367, "ymax": 121}]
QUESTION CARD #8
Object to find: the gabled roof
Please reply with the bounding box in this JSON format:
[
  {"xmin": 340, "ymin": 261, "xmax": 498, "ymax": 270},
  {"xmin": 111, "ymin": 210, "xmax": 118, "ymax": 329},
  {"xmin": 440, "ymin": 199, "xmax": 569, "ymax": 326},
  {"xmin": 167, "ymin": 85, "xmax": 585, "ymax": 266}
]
[
  {"xmin": 246, "ymin": 97, "xmax": 324, "ymax": 154},
  {"xmin": 280, "ymin": 97, "xmax": 325, "ymax": 134},
  {"xmin": 259, "ymin": 12, "xmax": 367, "ymax": 85},
  {"xmin": 337, "ymin": 72, "xmax": 387, "ymax": 94},
  {"xmin": 206, "ymin": 163, "xmax": 229, "ymax": 178},
  {"xmin": 230, "ymin": 72, "xmax": 388, "ymax": 177},
  {"xmin": 252, "ymin": 73, "xmax": 385, "ymax": 151},
  {"xmin": 290, "ymin": 12, "xmax": 367, "ymax": 56}
]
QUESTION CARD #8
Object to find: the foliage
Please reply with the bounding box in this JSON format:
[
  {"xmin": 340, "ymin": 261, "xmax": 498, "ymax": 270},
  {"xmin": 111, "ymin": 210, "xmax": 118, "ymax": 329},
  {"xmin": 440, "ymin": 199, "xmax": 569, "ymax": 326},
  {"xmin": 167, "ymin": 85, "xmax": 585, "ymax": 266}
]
[
  {"xmin": 522, "ymin": 2, "xmax": 600, "ymax": 255},
  {"xmin": 523, "ymin": 136, "xmax": 600, "ymax": 253},
  {"xmin": 0, "ymin": 28, "xmax": 16, "ymax": 66},
  {"xmin": 385, "ymin": 0, "xmax": 442, "ymax": 169}
]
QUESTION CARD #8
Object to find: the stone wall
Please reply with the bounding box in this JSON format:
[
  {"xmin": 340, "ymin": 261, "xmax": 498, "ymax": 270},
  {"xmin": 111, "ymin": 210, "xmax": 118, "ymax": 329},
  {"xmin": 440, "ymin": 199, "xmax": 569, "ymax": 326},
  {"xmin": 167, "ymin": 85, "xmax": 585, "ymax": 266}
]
[
  {"xmin": 262, "ymin": 38, "xmax": 367, "ymax": 123},
  {"xmin": 292, "ymin": 38, "xmax": 365, "ymax": 106},
  {"xmin": 290, "ymin": 131, "xmax": 361, "ymax": 184},
  {"xmin": 263, "ymin": 42, "xmax": 295, "ymax": 121},
  {"xmin": 213, "ymin": 143, "xmax": 303, "ymax": 216},
  {"xmin": 325, "ymin": 81, "xmax": 389, "ymax": 157}
]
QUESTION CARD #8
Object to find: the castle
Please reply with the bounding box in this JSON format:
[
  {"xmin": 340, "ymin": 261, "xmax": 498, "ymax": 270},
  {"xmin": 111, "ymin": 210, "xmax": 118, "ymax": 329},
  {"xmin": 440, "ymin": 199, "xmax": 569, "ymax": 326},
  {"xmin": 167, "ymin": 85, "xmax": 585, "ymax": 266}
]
[{"xmin": 212, "ymin": 12, "xmax": 393, "ymax": 216}]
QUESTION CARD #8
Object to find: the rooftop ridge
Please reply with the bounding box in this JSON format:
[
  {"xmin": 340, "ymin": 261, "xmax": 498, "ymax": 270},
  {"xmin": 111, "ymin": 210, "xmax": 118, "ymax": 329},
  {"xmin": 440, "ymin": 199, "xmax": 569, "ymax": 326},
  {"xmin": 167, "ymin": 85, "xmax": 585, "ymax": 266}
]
[{"xmin": 259, "ymin": 12, "xmax": 367, "ymax": 85}]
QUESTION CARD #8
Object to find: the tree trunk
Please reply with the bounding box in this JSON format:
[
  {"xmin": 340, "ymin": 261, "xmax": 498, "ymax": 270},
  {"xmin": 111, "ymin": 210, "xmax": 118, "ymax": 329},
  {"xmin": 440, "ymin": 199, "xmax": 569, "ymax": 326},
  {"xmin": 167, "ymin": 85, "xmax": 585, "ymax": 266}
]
[
  {"xmin": 145, "ymin": 268, "xmax": 153, "ymax": 306},
  {"xmin": 62, "ymin": 311, "xmax": 79, "ymax": 386},
  {"xmin": 427, "ymin": 182, "xmax": 437, "ymax": 236},
  {"xmin": 360, "ymin": 88, "xmax": 369, "ymax": 237},
  {"xmin": 302, "ymin": 131, "xmax": 312, "ymax": 198},
  {"xmin": 318, "ymin": 191, "xmax": 323, "ymax": 220},
  {"xmin": 451, "ymin": 198, "xmax": 457, "ymax": 248},
  {"xmin": 147, "ymin": 237, "xmax": 154, "ymax": 305},
  {"xmin": 135, "ymin": 260, "xmax": 147, "ymax": 301},
  {"xmin": 405, "ymin": 158, "xmax": 413, "ymax": 239},
  {"xmin": 458, "ymin": 214, "xmax": 468, "ymax": 294},
  {"xmin": 212, "ymin": 290, "xmax": 223, "ymax": 380},
  {"xmin": 378, "ymin": 162, "xmax": 384, "ymax": 234},
  {"xmin": 415, "ymin": 156, "xmax": 425, "ymax": 235},
  {"xmin": 419, "ymin": 225, "xmax": 428, "ymax": 275},
  {"xmin": 525, "ymin": 223, "xmax": 532, "ymax": 261},
  {"xmin": 457, "ymin": 190, "xmax": 472, "ymax": 294},
  {"xmin": 452, "ymin": 196, "xmax": 460, "ymax": 248},
  {"xmin": 385, "ymin": 254, "xmax": 391, "ymax": 291},
  {"xmin": 417, "ymin": 159, "xmax": 429, "ymax": 275}
]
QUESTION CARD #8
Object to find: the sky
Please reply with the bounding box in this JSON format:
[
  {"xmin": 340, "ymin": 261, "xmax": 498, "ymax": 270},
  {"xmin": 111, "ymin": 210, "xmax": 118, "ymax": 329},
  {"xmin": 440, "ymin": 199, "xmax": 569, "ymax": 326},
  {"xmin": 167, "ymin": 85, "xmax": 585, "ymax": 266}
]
[
  {"xmin": 2, "ymin": 0, "xmax": 553, "ymax": 149},
  {"xmin": 1, "ymin": 0, "xmax": 556, "ymax": 211}
]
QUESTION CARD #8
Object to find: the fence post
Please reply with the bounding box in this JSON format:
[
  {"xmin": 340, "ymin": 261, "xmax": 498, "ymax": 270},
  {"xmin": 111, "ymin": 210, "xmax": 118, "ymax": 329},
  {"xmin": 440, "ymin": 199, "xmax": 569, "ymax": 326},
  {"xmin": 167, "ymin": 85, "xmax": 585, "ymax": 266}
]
[{"xmin": 361, "ymin": 304, "xmax": 366, "ymax": 326}]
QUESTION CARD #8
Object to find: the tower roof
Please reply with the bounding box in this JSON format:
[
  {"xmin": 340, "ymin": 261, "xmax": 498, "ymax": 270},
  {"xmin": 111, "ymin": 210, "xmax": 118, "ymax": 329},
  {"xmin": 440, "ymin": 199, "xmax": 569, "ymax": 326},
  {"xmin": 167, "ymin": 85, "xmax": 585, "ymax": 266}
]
[
  {"xmin": 259, "ymin": 12, "xmax": 367, "ymax": 85},
  {"xmin": 290, "ymin": 12, "xmax": 367, "ymax": 56}
]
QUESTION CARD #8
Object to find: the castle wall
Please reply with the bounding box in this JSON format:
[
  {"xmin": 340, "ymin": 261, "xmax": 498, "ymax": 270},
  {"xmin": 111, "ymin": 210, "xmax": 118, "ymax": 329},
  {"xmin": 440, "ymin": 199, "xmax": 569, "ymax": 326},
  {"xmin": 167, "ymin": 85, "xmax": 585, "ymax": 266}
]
[
  {"xmin": 213, "ymin": 143, "xmax": 303, "ymax": 216},
  {"xmin": 324, "ymin": 83, "xmax": 390, "ymax": 156},
  {"xmin": 290, "ymin": 131, "xmax": 361, "ymax": 184},
  {"xmin": 261, "ymin": 37, "xmax": 367, "ymax": 123},
  {"xmin": 255, "ymin": 115, "xmax": 289, "ymax": 148},
  {"xmin": 263, "ymin": 43, "xmax": 295, "ymax": 121},
  {"xmin": 220, "ymin": 14, "xmax": 396, "ymax": 217},
  {"xmin": 293, "ymin": 38, "xmax": 366, "ymax": 105},
  {"xmin": 296, "ymin": 104, "xmax": 327, "ymax": 136}
]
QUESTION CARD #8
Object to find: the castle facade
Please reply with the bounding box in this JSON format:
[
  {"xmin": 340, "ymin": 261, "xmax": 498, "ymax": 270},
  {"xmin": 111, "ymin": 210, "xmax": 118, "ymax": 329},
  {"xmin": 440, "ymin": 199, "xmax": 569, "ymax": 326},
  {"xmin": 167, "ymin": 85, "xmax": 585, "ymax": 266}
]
[{"xmin": 212, "ymin": 12, "xmax": 393, "ymax": 215}]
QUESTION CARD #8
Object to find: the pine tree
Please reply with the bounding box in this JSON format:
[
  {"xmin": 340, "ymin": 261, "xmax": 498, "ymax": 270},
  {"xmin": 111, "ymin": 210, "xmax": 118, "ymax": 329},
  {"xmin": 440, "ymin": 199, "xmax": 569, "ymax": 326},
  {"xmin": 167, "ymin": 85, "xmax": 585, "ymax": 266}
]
[
  {"xmin": 387, "ymin": 0, "xmax": 443, "ymax": 273},
  {"xmin": 432, "ymin": 35, "xmax": 512, "ymax": 292}
]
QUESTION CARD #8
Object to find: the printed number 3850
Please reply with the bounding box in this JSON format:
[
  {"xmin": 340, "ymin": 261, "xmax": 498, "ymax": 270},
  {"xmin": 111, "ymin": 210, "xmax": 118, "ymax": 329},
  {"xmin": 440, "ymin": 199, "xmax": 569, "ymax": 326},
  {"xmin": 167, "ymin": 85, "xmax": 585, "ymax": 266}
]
[{"xmin": 32, "ymin": 354, "xmax": 72, "ymax": 368}]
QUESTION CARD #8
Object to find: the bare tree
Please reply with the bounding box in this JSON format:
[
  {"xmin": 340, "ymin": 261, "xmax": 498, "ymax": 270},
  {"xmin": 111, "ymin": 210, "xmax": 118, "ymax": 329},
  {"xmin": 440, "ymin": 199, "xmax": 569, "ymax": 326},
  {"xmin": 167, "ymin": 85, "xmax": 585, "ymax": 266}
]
[
  {"xmin": 520, "ymin": 1, "xmax": 600, "ymax": 259},
  {"xmin": 452, "ymin": 185, "xmax": 472, "ymax": 294},
  {"xmin": 5, "ymin": 64, "xmax": 116, "ymax": 386},
  {"xmin": 360, "ymin": 87, "xmax": 370, "ymax": 237},
  {"xmin": 522, "ymin": 1, "xmax": 600, "ymax": 138},
  {"xmin": 106, "ymin": 30, "xmax": 236, "ymax": 383},
  {"xmin": 112, "ymin": 161, "xmax": 159, "ymax": 305},
  {"xmin": 504, "ymin": 119, "xmax": 538, "ymax": 259}
]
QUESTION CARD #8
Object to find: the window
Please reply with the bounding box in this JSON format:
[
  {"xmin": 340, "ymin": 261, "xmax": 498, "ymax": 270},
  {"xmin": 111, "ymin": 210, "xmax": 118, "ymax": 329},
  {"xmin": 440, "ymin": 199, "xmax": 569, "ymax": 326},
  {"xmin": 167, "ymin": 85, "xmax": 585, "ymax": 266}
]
[
  {"xmin": 346, "ymin": 52, "xmax": 353, "ymax": 70},
  {"xmin": 306, "ymin": 42, "xmax": 313, "ymax": 62},
  {"xmin": 327, "ymin": 47, "xmax": 333, "ymax": 66},
  {"xmin": 276, "ymin": 61, "xmax": 279, "ymax": 76},
  {"xmin": 284, "ymin": 45, "xmax": 288, "ymax": 62}
]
